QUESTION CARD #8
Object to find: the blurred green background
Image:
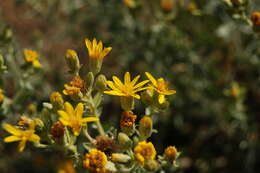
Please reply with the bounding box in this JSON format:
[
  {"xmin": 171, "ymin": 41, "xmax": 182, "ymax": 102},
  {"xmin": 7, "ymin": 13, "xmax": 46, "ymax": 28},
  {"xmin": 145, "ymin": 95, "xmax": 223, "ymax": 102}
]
[{"xmin": 0, "ymin": 0, "xmax": 260, "ymax": 172}]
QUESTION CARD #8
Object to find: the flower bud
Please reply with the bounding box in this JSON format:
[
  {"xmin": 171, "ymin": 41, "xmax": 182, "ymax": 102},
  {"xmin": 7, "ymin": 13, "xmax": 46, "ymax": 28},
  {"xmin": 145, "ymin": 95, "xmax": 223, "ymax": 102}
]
[
  {"xmin": 0, "ymin": 55, "xmax": 7, "ymax": 72},
  {"xmin": 161, "ymin": 0, "xmax": 174, "ymax": 12},
  {"xmin": 94, "ymin": 74, "xmax": 107, "ymax": 92},
  {"xmin": 120, "ymin": 111, "xmax": 137, "ymax": 136},
  {"xmin": 139, "ymin": 116, "xmax": 153, "ymax": 141},
  {"xmin": 85, "ymin": 72, "xmax": 94, "ymax": 89},
  {"xmin": 144, "ymin": 159, "xmax": 159, "ymax": 172},
  {"xmin": 111, "ymin": 153, "xmax": 131, "ymax": 163},
  {"xmin": 123, "ymin": 0, "xmax": 136, "ymax": 8},
  {"xmin": 120, "ymin": 96, "xmax": 134, "ymax": 111},
  {"xmin": 164, "ymin": 146, "xmax": 178, "ymax": 161},
  {"xmin": 65, "ymin": 49, "xmax": 80, "ymax": 75},
  {"xmin": 141, "ymin": 89, "xmax": 154, "ymax": 106},
  {"xmin": 50, "ymin": 91, "xmax": 64, "ymax": 110},
  {"xmin": 118, "ymin": 132, "xmax": 132, "ymax": 150},
  {"xmin": 251, "ymin": 12, "xmax": 260, "ymax": 32},
  {"xmin": 50, "ymin": 122, "xmax": 65, "ymax": 141}
]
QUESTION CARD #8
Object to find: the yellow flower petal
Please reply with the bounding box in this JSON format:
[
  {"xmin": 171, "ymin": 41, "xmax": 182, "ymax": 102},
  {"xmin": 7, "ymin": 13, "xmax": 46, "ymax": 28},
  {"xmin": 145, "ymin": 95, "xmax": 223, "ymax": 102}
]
[
  {"xmin": 82, "ymin": 117, "xmax": 99, "ymax": 123},
  {"xmin": 59, "ymin": 118, "xmax": 70, "ymax": 126},
  {"xmin": 106, "ymin": 81, "xmax": 121, "ymax": 91},
  {"xmin": 112, "ymin": 76, "xmax": 124, "ymax": 88},
  {"xmin": 145, "ymin": 72, "xmax": 158, "ymax": 87},
  {"xmin": 4, "ymin": 136, "xmax": 21, "ymax": 143},
  {"xmin": 124, "ymin": 72, "xmax": 131, "ymax": 84},
  {"xmin": 3, "ymin": 124, "xmax": 22, "ymax": 136},
  {"xmin": 18, "ymin": 140, "xmax": 27, "ymax": 152},
  {"xmin": 57, "ymin": 111, "xmax": 70, "ymax": 121},
  {"xmin": 131, "ymin": 75, "xmax": 140, "ymax": 85},
  {"xmin": 104, "ymin": 90, "xmax": 125, "ymax": 96},
  {"xmin": 64, "ymin": 102, "xmax": 74, "ymax": 116},
  {"xmin": 133, "ymin": 80, "xmax": 149, "ymax": 89},
  {"xmin": 158, "ymin": 94, "xmax": 165, "ymax": 104},
  {"xmin": 29, "ymin": 134, "xmax": 40, "ymax": 142},
  {"xmin": 162, "ymin": 90, "xmax": 176, "ymax": 95},
  {"xmin": 75, "ymin": 103, "xmax": 84, "ymax": 119}
]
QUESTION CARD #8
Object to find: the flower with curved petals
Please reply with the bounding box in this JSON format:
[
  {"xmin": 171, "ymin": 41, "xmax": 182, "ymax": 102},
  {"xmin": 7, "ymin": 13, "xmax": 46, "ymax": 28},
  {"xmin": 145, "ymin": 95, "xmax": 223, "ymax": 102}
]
[
  {"xmin": 145, "ymin": 72, "xmax": 176, "ymax": 104},
  {"xmin": 3, "ymin": 123, "xmax": 40, "ymax": 152},
  {"xmin": 23, "ymin": 49, "xmax": 42, "ymax": 68},
  {"xmin": 57, "ymin": 102, "xmax": 99, "ymax": 136},
  {"xmin": 85, "ymin": 38, "xmax": 112, "ymax": 60},
  {"xmin": 104, "ymin": 72, "xmax": 149, "ymax": 99}
]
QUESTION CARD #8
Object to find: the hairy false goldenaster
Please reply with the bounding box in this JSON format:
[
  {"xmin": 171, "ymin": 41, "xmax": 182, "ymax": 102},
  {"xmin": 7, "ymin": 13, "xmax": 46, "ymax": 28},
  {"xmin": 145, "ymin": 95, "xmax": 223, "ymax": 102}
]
[
  {"xmin": 57, "ymin": 102, "xmax": 98, "ymax": 136},
  {"xmin": 145, "ymin": 72, "xmax": 176, "ymax": 104}
]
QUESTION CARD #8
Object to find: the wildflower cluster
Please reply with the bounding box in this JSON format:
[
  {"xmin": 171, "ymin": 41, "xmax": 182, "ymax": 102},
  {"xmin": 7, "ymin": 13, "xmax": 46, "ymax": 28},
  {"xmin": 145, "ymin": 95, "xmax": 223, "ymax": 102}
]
[{"xmin": 1, "ymin": 38, "xmax": 179, "ymax": 172}]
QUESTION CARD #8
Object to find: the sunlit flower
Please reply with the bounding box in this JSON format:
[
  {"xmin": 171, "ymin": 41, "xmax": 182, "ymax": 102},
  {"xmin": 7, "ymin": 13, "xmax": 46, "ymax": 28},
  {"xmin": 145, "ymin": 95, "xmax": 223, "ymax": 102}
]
[
  {"xmin": 104, "ymin": 72, "xmax": 149, "ymax": 99},
  {"xmin": 57, "ymin": 102, "xmax": 98, "ymax": 136},
  {"xmin": 134, "ymin": 141, "xmax": 156, "ymax": 165},
  {"xmin": 23, "ymin": 49, "xmax": 41, "ymax": 68},
  {"xmin": 83, "ymin": 149, "xmax": 108, "ymax": 173},
  {"xmin": 145, "ymin": 72, "xmax": 176, "ymax": 104},
  {"xmin": 123, "ymin": 0, "xmax": 136, "ymax": 8},
  {"xmin": 85, "ymin": 38, "xmax": 112, "ymax": 60},
  {"xmin": 3, "ymin": 123, "xmax": 40, "ymax": 152}
]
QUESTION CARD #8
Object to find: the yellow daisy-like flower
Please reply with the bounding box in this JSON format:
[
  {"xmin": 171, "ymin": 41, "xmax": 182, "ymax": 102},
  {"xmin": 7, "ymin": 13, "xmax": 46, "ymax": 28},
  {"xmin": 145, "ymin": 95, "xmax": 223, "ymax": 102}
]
[
  {"xmin": 85, "ymin": 38, "xmax": 112, "ymax": 60},
  {"xmin": 3, "ymin": 123, "xmax": 40, "ymax": 152},
  {"xmin": 104, "ymin": 72, "xmax": 149, "ymax": 99},
  {"xmin": 23, "ymin": 49, "xmax": 41, "ymax": 68},
  {"xmin": 63, "ymin": 84, "xmax": 81, "ymax": 96},
  {"xmin": 134, "ymin": 141, "xmax": 156, "ymax": 165},
  {"xmin": 57, "ymin": 102, "xmax": 99, "ymax": 136},
  {"xmin": 145, "ymin": 72, "xmax": 176, "ymax": 104},
  {"xmin": 83, "ymin": 149, "xmax": 108, "ymax": 173}
]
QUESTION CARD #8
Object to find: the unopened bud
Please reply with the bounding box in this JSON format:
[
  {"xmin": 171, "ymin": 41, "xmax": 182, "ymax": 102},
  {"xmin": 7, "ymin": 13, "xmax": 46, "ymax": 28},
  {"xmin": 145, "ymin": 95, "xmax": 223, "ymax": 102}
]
[
  {"xmin": 50, "ymin": 122, "xmax": 64, "ymax": 143},
  {"xmin": 141, "ymin": 89, "xmax": 154, "ymax": 106},
  {"xmin": 144, "ymin": 159, "xmax": 159, "ymax": 172},
  {"xmin": 95, "ymin": 74, "xmax": 107, "ymax": 91},
  {"xmin": 111, "ymin": 153, "xmax": 131, "ymax": 163},
  {"xmin": 120, "ymin": 111, "xmax": 137, "ymax": 136},
  {"xmin": 139, "ymin": 116, "xmax": 153, "ymax": 141},
  {"xmin": 65, "ymin": 49, "xmax": 80, "ymax": 75},
  {"xmin": 123, "ymin": 0, "xmax": 136, "ymax": 9},
  {"xmin": 120, "ymin": 96, "xmax": 134, "ymax": 111},
  {"xmin": 251, "ymin": 12, "xmax": 260, "ymax": 32},
  {"xmin": 85, "ymin": 72, "xmax": 94, "ymax": 89},
  {"xmin": 161, "ymin": 0, "xmax": 174, "ymax": 12},
  {"xmin": 50, "ymin": 91, "xmax": 64, "ymax": 110},
  {"xmin": 164, "ymin": 146, "xmax": 178, "ymax": 161},
  {"xmin": 118, "ymin": 132, "xmax": 132, "ymax": 150}
]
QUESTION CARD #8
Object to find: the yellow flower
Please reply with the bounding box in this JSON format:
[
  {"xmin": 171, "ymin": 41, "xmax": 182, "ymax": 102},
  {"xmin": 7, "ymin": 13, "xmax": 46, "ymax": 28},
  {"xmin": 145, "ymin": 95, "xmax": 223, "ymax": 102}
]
[
  {"xmin": 83, "ymin": 149, "xmax": 108, "ymax": 173},
  {"xmin": 23, "ymin": 49, "xmax": 41, "ymax": 68},
  {"xmin": 85, "ymin": 38, "xmax": 112, "ymax": 60},
  {"xmin": 3, "ymin": 123, "xmax": 40, "ymax": 152},
  {"xmin": 63, "ymin": 84, "xmax": 81, "ymax": 95},
  {"xmin": 57, "ymin": 102, "xmax": 98, "ymax": 136},
  {"xmin": 145, "ymin": 72, "xmax": 176, "ymax": 104},
  {"xmin": 134, "ymin": 141, "xmax": 156, "ymax": 165},
  {"xmin": 104, "ymin": 72, "xmax": 149, "ymax": 99}
]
